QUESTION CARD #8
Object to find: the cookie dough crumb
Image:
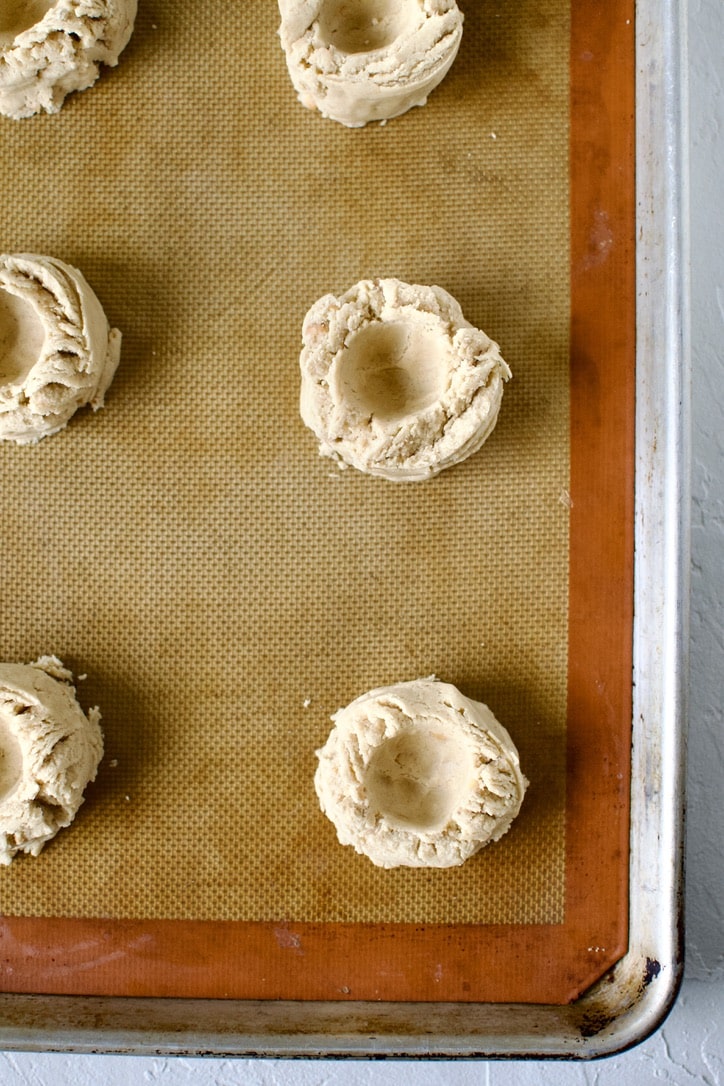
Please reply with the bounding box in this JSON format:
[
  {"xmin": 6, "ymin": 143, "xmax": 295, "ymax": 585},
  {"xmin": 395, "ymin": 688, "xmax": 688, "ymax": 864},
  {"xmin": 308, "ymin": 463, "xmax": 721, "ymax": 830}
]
[
  {"xmin": 299, "ymin": 277, "xmax": 511, "ymax": 481},
  {"xmin": 278, "ymin": 0, "xmax": 463, "ymax": 127},
  {"xmin": 0, "ymin": 252, "xmax": 121, "ymax": 444},
  {"xmin": 0, "ymin": 0, "xmax": 138, "ymax": 120},
  {"xmin": 0, "ymin": 655, "xmax": 103, "ymax": 864},
  {"xmin": 314, "ymin": 677, "xmax": 528, "ymax": 868}
]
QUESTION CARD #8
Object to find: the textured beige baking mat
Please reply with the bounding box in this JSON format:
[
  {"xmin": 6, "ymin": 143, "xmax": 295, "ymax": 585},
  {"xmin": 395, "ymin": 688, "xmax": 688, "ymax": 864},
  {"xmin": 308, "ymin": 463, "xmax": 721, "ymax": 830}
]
[{"xmin": 0, "ymin": 0, "xmax": 569, "ymax": 925}]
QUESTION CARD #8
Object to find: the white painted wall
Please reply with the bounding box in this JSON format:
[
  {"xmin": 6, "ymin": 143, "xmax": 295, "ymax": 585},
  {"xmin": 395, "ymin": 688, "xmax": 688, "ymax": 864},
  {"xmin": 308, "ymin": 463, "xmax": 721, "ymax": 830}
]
[{"xmin": 2, "ymin": 0, "xmax": 722, "ymax": 1081}]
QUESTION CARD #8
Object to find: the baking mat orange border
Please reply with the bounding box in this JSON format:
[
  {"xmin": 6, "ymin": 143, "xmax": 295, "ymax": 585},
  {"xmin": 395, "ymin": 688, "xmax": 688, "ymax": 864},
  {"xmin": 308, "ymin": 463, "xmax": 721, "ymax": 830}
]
[{"xmin": 0, "ymin": 0, "xmax": 635, "ymax": 1005}]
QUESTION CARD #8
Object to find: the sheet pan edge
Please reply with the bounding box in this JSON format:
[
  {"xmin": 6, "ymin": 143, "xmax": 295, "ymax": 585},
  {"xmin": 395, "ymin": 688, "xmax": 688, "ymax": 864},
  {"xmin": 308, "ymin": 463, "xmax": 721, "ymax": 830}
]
[{"xmin": 0, "ymin": 0, "xmax": 688, "ymax": 1058}]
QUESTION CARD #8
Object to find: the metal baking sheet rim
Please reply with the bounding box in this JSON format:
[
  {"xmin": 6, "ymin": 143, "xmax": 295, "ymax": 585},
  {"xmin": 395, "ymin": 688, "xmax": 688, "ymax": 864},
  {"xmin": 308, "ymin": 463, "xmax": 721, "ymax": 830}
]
[{"xmin": 0, "ymin": 0, "xmax": 689, "ymax": 1059}]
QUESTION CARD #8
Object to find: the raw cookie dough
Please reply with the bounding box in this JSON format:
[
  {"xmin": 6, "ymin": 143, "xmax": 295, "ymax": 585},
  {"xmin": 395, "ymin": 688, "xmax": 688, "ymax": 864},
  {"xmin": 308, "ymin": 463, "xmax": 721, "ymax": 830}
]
[
  {"xmin": 278, "ymin": 0, "xmax": 463, "ymax": 127},
  {"xmin": 299, "ymin": 277, "xmax": 511, "ymax": 481},
  {"xmin": 314, "ymin": 678, "xmax": 528, "ymax": 868},
  {"xmin": 0, "ymin": 656, "xmax": 103, "ymax": 864},
  {"xmin": 0, "ymin": 0, "xmax": 137, "ymax": 120},
  {"xmin": 0, "ymin": 252, "xmax": 121, "ymax": 444}
]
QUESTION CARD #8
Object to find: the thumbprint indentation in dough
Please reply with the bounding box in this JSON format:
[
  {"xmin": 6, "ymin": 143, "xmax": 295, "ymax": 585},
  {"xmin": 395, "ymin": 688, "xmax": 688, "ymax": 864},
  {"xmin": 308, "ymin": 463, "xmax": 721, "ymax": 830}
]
[
  {"xmin": 0, "ymin": 1, "xmax": 55, "ymax": 48},
  {"xmin": 317, "ymin": 0, "xmax": 420, "ymax": 55},
  {"xmin": 335, "ymin": 321, "xmax": 452, "ymax": 422},
  {"xmin": 0, "ymin": 287, "xmax": 45, "ymax": 388},
  {"xmin": 364, "ymin": 724, "xmax": 475, "ymax": 832},
  {"xmin": 0, "ymin": 714, "xmax": 24, "ymax": 803}
]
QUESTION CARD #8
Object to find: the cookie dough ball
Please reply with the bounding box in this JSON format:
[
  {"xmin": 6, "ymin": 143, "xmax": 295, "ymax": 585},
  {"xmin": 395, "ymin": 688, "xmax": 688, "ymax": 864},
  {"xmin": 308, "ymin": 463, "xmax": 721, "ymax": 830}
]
[
  {"xmin": 0, "ymin": 656, "xmax": 103, "ymax": 864},
  {"xmin": 299, "ymin": 278, "xmax": 511, "ymax": 481},
  {"xmin": 314, "ymin": 678, "xmax": 528, "ymax": 868},
  {"xmin": 0, "ymin": 252, "xmax": 121, "ymax": 444},
  {"xmin": 278, "ymin": 0, "xmax": 463, "ymax": 127},
  {"xmin": 0, "ymin": 0, "xmax": 137, "ymax": 120}
]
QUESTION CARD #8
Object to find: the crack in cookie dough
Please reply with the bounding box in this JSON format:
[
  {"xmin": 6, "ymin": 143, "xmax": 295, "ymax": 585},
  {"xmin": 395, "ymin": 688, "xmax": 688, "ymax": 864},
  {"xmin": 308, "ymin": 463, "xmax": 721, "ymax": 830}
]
[
  {"xmin": 299, "ymin": 278, "xmax": 511, "ymax": 480},
  {"xmin": 0, "ymin": 0, "xmax": 137, "ymax": 119},
  {"xmin": 0, "ymin": 656, "xmax": 103, "ymax": 864},
  {"xmin": 278, "ymin": 0, "xmax": 463, "ymax": 127},
  {"xmin": 314, "ymin": 678, "xmax": 528, "ymax": 868},
  {"xmin": 0, "ymin": 252, "xmax": 121, "ymax": 444}
]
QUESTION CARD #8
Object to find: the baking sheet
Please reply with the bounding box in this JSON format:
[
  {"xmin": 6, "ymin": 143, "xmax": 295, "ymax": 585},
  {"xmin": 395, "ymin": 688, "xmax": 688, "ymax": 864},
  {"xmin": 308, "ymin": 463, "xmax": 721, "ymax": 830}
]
[{"xmin": 0, "ymin": 0, "xmax": 634, "ymax": 1008}]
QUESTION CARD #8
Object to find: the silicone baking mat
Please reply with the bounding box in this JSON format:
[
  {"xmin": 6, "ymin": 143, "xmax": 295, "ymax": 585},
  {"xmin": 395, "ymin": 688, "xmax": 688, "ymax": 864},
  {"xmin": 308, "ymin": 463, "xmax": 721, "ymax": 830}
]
[{"xmin": 0, "ymin": 0, "xmax": 634, "ymax": 1004}]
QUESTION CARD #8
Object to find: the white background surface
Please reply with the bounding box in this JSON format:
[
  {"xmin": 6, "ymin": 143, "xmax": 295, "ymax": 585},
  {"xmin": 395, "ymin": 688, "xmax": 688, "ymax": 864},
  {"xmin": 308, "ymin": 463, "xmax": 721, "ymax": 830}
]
[{"xmin": 2, "ymin": 0, "xmax": 723, "ymax": 1081}]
